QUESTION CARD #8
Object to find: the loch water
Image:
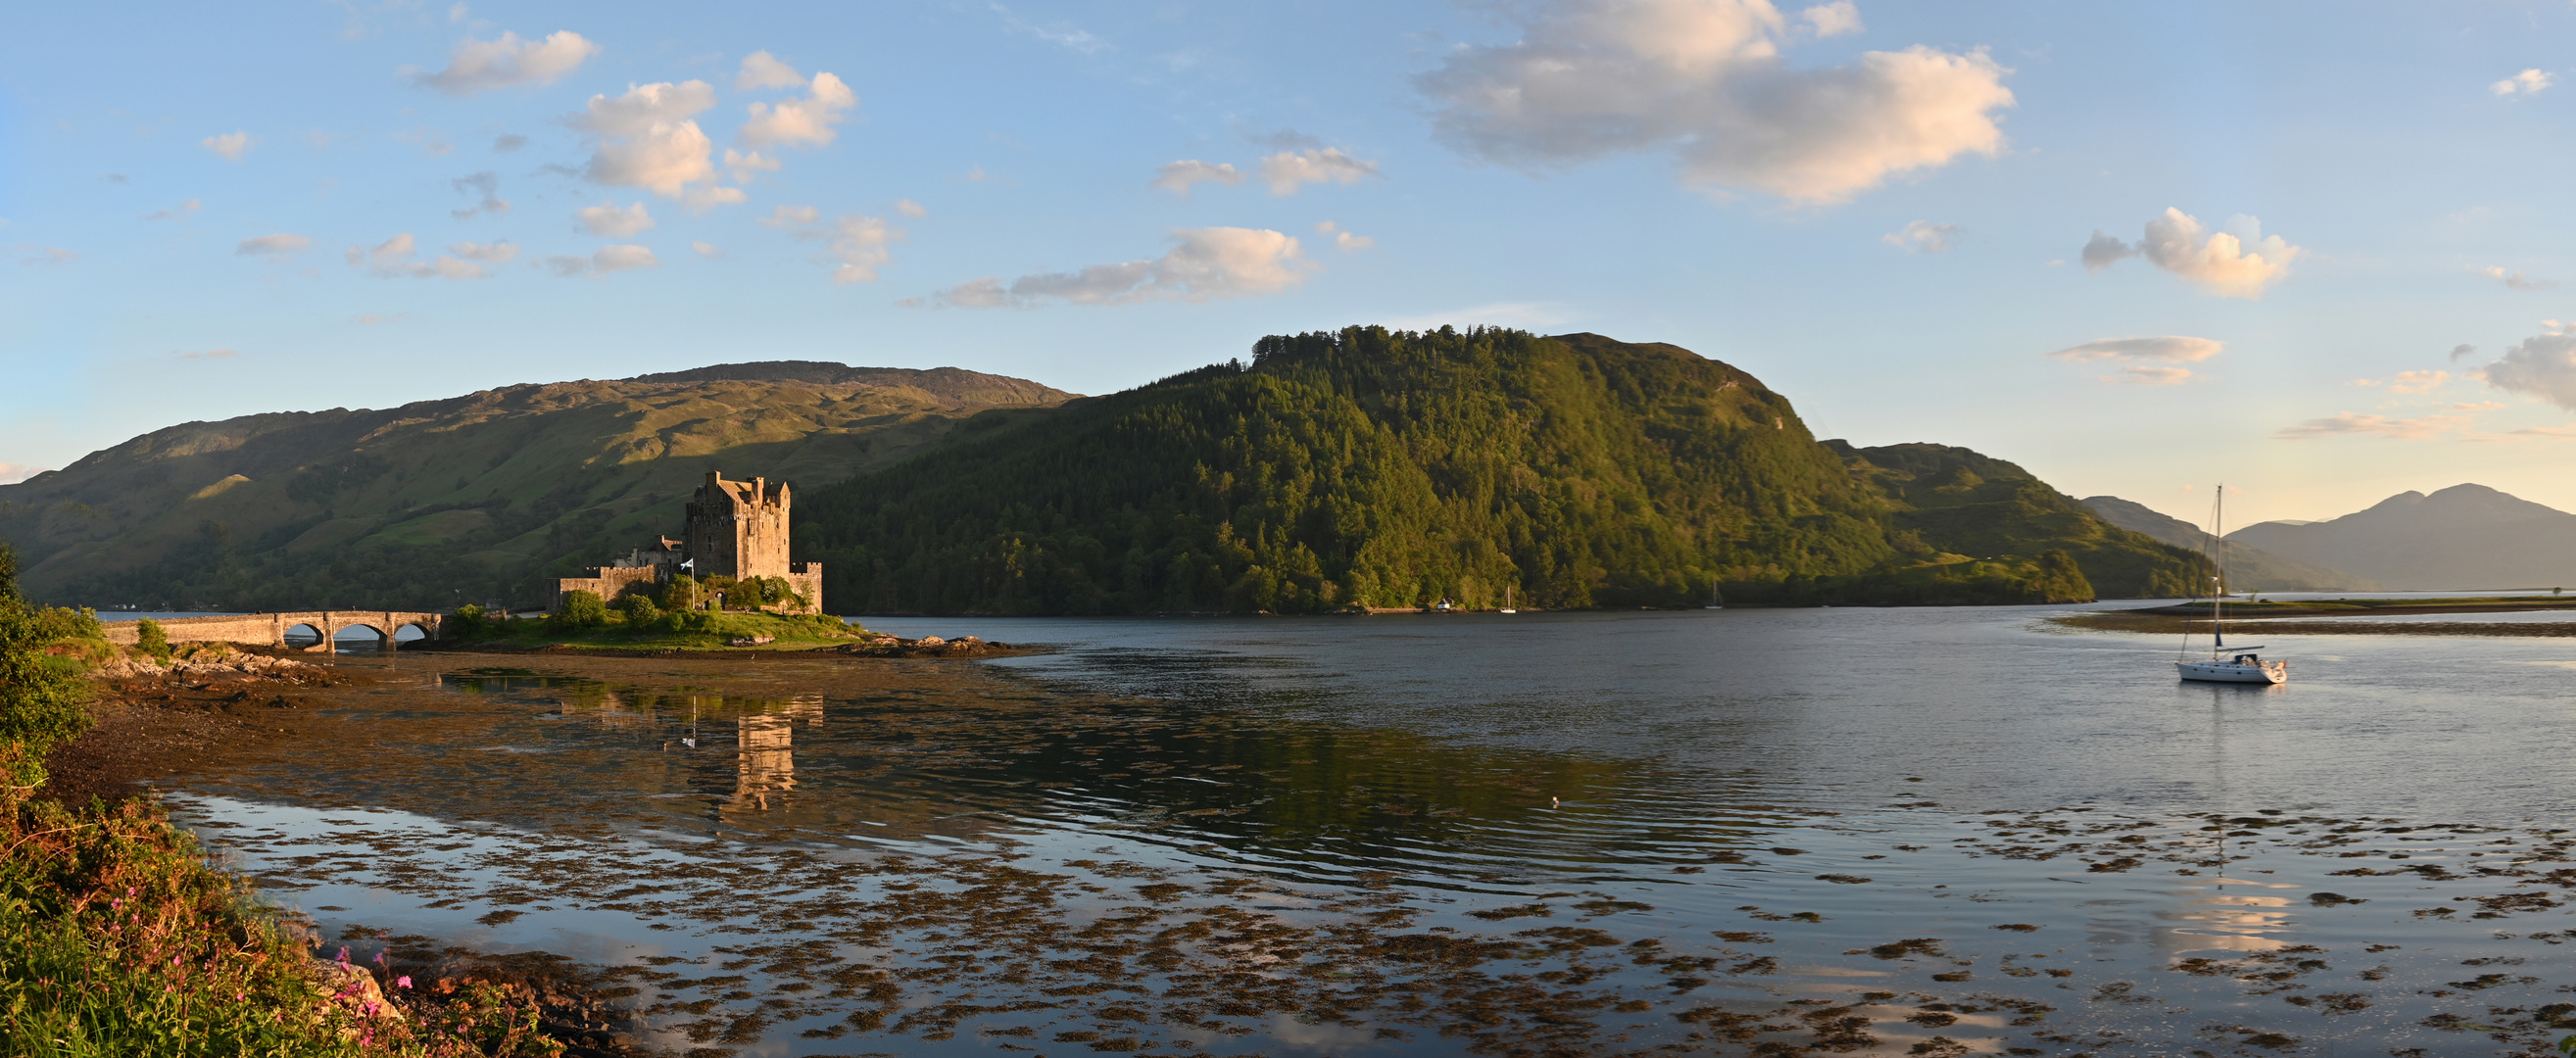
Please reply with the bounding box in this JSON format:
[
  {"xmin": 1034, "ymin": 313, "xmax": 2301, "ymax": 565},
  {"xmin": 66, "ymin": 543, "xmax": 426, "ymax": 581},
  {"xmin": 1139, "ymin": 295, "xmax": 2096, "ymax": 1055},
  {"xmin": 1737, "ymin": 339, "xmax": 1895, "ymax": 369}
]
[{"xmin": 156, "ymin": 603, "xmax": 2576, "ymax": 1055}]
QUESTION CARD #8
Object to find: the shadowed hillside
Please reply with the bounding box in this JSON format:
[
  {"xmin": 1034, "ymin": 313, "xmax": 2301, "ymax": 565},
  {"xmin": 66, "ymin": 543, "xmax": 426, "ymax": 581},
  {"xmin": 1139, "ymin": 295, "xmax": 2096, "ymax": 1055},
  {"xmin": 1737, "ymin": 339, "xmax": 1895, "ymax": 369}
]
[{"xmin": 0, "ymin": 366, "xmax": 1074, "ymax": 610}]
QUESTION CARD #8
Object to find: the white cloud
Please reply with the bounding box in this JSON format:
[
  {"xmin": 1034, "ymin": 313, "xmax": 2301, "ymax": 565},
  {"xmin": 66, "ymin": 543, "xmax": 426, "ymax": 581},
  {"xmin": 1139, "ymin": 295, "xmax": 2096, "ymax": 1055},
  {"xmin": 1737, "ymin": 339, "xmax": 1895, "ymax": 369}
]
[
  {"xmin": 413, "ymin": 30, "xmax": 600, "ymax": 95},
  {"xmin": 0, "ymin": 463, "xmax": 49, "ymax": 485},
  {"xmin": 2451, "ymin": 343, "xmax": 2479, "ymax": 361},
  {"xmin": 1882, "ymin": 219, "xmax": 1961, "ymax": 253},
  {"xmin": 991, "ymin": 4, "xmax": 1107, "ymax": 53},
  {"xmin": 2388, "ymin": 369, "xmax": 2449, "ymax": 394},
  {"xmin": 593, "ymin": 244, "xmax": 658, "ymax": 271},
  {"xmin": 2475, "ymin": 264, "xmax": 2556, "ymax": 291},
  {"xmin": 356, "ymin": 313, "xmax": 408, "ymax": 325},
  {"xmin": 2044, "ymin": 335, "xmax": 2224, "ymax": 362},
  {"xmin": 764, "ymin": 207, "xmax": 901, "ymax": 282},
  {"xmin": 2275, "ymin": 411, "xmax": 2474, "ymax": 441},
  {"xmin": 915, "ymin": 226, "xmax": 1314, "ymax": 308},
  {"xmin": 1151, "ymin": 160, "xmax": 1243, "ymax": 197},
  {"xmin": 1800, "ymin": 1, "xmax": 1862, "ymax": 36},
  {"xmin": 546, "ymin": 244, "xmax": 660, "ymax": 277},
  {"xmin": 2481, "ymin": 330, "xmax": 2576, "ymax": 410},
  {"xmin": 574, "ymin": 81, "xmax": 722, "ymax": 199},
  {"xmin": 451, "ymin": 170, "xmax": 509, "ymax": 218},
  {"xmin": 2081, "ymin": 208, "xmax": 2301, "ymax": 298},
  {"xmin": 345, "ymin": 232, "xmax": 496, "ymax": 279},
  {"xmin": 2109, "ymin": 365, "xmax": 2196, "ymax": 386},
  {"xmin": 176, "ymin": 349, "xmax": 238, "ymax": 360},
  {"xmin": 451, "ymin": 240, "xmax": 518, "ymax": 264},
  {"xmin": 894, "ymin": 199, "xmax": 927, "ymax": 217},
  {"xmin": 691, "ymin": 241, "xmax": 722, "ymax": 258},
  {"xmin": 737, "ymin": 51, "xmax": 807, "ymax": 90},
  {"xmin": 722, "ymin": 148, "xmax": 781, "ymax": 183},
  {"xmin": 202, "ymin": 131, "xmax": 254, "ymax": 161},
  {"xmin": 235, "ymin": 233, "xmax": 314, "ymax": 261},
  {"xmin": 576, "ymin": 201, "xmax": 656, "ymax": 237},
  {"xmin": 1258, "ymin": 148, "xmax": 1380, "ymax": 195},
  {"xmin": 2492, "ymin": 69, "xmax": 2552, "ymax": 97},
  {"xmin": 1315, "ymin": 220, "xmax": 1374, "ymax": 251},
  {"xmin": 1416, "ymin": 0, "xmax": 2013, "ymax": 204},
  {"xmin": 758, "ymin": 205, "xmax": 821, "ymax": 228},
  {"xmin": 9, "ymin": 245, "xmax": 77, "ymax": 265},
  {"xmin": 739, "ymin": 72, "xmax": 857, "ymax": 149},
  {"xmin": 681, "ymin": 186, "xmax": 748, "ymax": 212},
  {"xmin": 145, "ymin": 198, "xmax": 202, "ymax": 221}
]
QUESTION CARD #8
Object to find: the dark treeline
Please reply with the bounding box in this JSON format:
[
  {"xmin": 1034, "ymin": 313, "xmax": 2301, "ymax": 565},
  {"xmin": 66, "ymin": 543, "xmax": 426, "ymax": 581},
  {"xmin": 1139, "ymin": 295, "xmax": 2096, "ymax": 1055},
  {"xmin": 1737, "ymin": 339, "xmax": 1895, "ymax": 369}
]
[{"xmin": 802, "ymin": 327, "xmax": 2206, "ymax": 614}]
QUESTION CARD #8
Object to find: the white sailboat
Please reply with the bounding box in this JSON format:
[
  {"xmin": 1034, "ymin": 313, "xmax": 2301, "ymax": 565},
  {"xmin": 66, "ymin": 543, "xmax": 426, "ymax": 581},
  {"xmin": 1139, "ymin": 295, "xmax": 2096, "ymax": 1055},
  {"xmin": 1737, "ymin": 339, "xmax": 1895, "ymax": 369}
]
[{"xmin": 2177, "ymin": 483, "xmax": 2287, "ymax": 685}]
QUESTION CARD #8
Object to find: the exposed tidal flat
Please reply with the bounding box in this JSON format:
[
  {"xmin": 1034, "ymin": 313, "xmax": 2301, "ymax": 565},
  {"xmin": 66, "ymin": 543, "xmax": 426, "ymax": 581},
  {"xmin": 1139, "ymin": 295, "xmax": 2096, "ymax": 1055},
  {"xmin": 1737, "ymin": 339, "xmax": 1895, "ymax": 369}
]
[{"xmin": 135, "ymin": 606, "xmax": 2576, "ymax": 1056}]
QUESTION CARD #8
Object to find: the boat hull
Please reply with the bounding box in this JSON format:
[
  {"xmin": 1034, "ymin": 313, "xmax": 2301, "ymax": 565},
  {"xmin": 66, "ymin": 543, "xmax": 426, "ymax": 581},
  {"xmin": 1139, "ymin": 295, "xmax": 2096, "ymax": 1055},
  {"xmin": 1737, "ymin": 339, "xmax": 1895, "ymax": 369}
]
[{"xmin": 2176, "ymin": 659, "xmax": 2286, "ymax": 685}]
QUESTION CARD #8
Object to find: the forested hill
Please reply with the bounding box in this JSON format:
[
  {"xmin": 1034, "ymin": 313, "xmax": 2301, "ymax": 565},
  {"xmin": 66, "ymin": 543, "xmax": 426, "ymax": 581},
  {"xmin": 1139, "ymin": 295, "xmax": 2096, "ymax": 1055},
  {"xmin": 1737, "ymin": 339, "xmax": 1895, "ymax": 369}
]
[
  {"xmin": 1830, "ymin": 442, "xmax": 2208, "ymax": 600},
  {"xmin": 802, "ymin": 327, "xmax": 2202, "ymax": 614}
]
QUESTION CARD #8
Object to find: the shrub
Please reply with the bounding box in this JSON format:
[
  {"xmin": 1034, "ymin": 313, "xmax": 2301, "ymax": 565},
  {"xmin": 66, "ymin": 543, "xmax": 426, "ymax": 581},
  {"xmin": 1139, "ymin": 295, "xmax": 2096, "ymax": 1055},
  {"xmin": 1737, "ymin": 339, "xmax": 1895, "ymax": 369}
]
[
  {"xmin": 448, "ymin": 603, "xmax": 487, "ymax": 639},
  {"xmin": 616, "ymin": 594, "xmax": 659, "ymax": 628},
  {"xmin": 0, "ymin": 601, "xmax": 90, "ymax": 751},
  {"xmin": 136, "ymin": 617, "xmax": 171, "ymax": 660},
  {"xmin": 555, "ymin": 590, "xmax": 608, "ymax": 628},
  {"xmin": 656, "ymin": 574, "xmax": 701, "ymax": 613}
]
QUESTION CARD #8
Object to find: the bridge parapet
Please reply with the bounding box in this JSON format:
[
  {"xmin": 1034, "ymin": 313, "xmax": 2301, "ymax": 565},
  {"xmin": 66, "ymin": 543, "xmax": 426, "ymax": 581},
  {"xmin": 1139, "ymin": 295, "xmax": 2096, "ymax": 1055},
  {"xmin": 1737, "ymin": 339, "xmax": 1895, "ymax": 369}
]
[{"xmin": 102, "ymin": 611, "xmax": 444, "ymax": 651}]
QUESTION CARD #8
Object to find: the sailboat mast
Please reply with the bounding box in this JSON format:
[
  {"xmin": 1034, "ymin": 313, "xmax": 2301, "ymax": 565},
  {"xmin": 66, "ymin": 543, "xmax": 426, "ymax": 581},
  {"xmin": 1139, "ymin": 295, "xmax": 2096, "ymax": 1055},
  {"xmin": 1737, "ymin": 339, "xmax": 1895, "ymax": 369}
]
[{"xmin": 2212, "ymin": 484, "xmax": 2225, "ymax": 653}]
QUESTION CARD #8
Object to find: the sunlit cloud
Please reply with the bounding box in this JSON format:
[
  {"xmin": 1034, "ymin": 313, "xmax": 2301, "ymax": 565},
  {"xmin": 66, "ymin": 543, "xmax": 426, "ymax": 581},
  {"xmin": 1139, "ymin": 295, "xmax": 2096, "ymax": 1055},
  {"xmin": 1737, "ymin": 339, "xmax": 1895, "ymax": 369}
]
[
  {"xmin": 412, "ymin": 30, "xmax": 600, "ymax": 95},
  {"xmin": 176, "ymin": 349, "xmax": 238, "ymax": 360},
  {"xmin": 575, "ymin": 201, "xmax": 656, "ymax": 238},
  {"xmin": 1315, "ymin": 221, "xmax": 1374, "ymax": 252},
  {"xmin": 2045, "ymin": 336, "xmax": 2223, "ymax": 362},
  {"xmin": 145, "ymin": 198, "xmax": 202, "ymax": 221},
  {"xmin": 201, "ymin": 131, "xmax": 254, "ymax": 161},
  {"xmin": 911, "ymin": 227, "xmax": 1313, "ymax": 308},
  {"xmin": 2480, "ymin": 329, "xmax": 2576, "ymax": 410},
  {"xmin": 1883, "ymin": 220, "xmax": 1962, "ymax": 253},
  {"xmin": 1151, "ymin": 161, "xmax": 1243, "ymax": 197},
  {"xmin": 2492, "ymin": 69, "xmax": 2552, "ymax": 97},
  {"xmin": 2275, "ymin": 410, "xmax": 2475, "ymax": 440},
  {"xmin": 1258, "ymin": 148, "xmax": 1380, "ymax": 195},
  {"xmin": 2474, "ymin": 264, "xmax": 2555, "ymax": 291},
  {"xmin": 738, "ymin": 72, "xmax": 856, "ymax": 149},
  {"xmin": 1417, "ymin": 0, "xmax": 2013, "ymax": 204},
  {"xmin": 2082, "ymin": 209, "xmax": 2300, "ymax": 298}
]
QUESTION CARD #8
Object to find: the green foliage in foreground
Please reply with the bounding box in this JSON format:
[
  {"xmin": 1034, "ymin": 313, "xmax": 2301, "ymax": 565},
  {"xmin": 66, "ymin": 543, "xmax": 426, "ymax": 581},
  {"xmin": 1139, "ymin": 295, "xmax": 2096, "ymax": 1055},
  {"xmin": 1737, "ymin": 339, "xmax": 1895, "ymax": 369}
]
[
  {"xmin": 806, "ymin": 327, "xmax": 1895, "ymax": 613},
  {"xmin": 1, "ymin": 546, "xmax": 96, "ymax": 773},
  {"xmin": 443, "ymin": 607, "xmax": 860, "ymax": 650}
]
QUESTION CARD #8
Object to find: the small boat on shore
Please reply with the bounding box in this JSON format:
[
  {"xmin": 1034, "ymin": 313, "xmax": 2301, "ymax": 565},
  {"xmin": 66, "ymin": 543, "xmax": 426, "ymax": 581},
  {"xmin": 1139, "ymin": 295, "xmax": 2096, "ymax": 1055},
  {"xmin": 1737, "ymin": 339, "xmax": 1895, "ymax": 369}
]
[{"xmin": 2179, "ymin": 484, "xmax": 2286, "ymax": 685}]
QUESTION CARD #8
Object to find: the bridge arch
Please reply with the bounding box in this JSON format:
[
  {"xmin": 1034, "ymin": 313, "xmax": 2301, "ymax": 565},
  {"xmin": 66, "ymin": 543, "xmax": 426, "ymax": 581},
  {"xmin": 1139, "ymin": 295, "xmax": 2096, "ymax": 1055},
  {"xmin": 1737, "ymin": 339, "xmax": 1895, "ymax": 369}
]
[{"xmin": 283, "ymin": 623, "xmax": 326, "ymax": 649}]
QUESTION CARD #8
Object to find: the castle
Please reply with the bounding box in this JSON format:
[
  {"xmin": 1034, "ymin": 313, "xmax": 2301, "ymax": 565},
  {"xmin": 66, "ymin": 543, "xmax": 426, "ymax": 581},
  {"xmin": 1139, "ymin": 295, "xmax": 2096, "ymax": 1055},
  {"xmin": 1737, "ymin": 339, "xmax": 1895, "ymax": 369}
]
[{"xmin": 554, "ymin": 472, "xmax": 824, "ymax": 614}]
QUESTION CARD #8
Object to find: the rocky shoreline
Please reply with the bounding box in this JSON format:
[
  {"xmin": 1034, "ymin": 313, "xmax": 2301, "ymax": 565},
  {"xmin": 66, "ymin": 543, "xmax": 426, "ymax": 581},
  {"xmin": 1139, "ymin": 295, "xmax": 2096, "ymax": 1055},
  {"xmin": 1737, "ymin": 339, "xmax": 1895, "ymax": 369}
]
[{"xmin": 402, "ymin": 631, "xmax": 1026, "ymax": 659}]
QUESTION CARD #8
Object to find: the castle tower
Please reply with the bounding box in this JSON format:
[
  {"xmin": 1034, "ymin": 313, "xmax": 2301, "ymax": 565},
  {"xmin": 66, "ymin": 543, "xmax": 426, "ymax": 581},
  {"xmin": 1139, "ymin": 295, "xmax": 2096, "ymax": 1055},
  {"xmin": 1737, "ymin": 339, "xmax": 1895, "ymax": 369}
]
[{"xmin": 684, "ymin": 471, "xmax": 824, "ymax": 612}]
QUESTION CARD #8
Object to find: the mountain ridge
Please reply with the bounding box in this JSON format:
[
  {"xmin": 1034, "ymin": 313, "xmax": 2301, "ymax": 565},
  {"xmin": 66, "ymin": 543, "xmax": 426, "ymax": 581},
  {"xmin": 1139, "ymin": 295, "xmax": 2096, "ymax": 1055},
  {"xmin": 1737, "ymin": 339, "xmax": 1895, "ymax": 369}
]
[
  {"xmin": 2227, "ymin": 483, "xmax": 2576, "ymax": 590},
  {"xmin": 2080, "ymin": 495, "xmax": 2375, "ymax": 591}
]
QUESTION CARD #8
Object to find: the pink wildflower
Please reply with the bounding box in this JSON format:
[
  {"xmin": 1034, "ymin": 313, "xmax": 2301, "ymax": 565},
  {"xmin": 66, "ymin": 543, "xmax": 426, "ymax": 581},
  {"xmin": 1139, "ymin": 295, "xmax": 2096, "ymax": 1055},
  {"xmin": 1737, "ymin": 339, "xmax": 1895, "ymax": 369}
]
[{"xmin": 396, "ymin": 976, "xmax": 413, "ymax": 988}]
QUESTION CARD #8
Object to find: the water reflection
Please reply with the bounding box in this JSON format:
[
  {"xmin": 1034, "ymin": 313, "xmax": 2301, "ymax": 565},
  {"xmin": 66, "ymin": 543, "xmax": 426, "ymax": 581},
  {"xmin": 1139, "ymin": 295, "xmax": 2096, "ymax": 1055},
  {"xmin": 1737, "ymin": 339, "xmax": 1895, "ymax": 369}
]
[{"xmin": 136, "ymin": 612, "xmax": 2576, "ymax": 1056}]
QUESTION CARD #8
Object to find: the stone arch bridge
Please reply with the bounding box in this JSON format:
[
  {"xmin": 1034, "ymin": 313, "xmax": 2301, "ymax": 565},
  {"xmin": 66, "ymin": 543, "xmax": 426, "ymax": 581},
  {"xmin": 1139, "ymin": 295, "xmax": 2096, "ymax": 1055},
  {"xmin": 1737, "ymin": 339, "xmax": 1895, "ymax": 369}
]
[{"xmin": 102, "ymin": 611, "xmax": 444, "ymax": 652}]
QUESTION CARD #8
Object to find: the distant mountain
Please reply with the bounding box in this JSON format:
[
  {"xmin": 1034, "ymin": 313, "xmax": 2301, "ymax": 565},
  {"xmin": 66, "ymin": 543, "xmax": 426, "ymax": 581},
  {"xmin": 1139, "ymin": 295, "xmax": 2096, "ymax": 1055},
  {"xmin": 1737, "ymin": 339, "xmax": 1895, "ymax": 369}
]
[
  {"xmin": 0, "ymin": 364, "xmax": 1076, "ymax": 610},
  {"xmin": 2080, "ymin": 496, "xmax": 2376, "ymax": 592},
  {"xmin": 2225, "ymin": 485, "xmax": 2576, "ymax": 591}
]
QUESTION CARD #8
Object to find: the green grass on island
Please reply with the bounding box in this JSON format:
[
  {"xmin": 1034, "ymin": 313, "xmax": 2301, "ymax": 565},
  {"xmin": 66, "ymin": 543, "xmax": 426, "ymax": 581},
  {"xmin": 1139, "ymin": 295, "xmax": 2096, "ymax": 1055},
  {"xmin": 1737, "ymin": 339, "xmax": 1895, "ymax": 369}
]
[{"xmin": 435, "ymin": 602, "xmax": 868, "ymax": 652}]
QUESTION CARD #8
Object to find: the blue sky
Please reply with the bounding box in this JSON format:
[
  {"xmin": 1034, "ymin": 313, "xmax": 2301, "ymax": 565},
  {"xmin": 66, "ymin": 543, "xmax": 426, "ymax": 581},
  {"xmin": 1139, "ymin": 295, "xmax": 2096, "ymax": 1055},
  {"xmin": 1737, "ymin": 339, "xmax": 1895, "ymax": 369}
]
[{"xmin": 6, "ymin": 0, "xmax": 2576, "ymax": 528}]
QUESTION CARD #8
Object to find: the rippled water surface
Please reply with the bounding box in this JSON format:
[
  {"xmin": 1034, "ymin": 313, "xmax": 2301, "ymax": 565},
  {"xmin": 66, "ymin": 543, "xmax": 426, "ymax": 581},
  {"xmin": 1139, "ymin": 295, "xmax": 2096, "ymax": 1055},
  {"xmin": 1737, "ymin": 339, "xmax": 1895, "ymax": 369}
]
[{"xmin": 156, "ymin": 605, "xmax": 2576, "ymax": 1055}]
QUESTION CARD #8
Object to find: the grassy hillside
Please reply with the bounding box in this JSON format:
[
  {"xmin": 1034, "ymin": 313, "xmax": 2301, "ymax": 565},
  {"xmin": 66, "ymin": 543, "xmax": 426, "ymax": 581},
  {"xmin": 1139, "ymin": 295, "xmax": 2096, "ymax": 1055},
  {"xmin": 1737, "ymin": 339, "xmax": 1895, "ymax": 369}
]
[
  {"xmin": 0, "ymin": 365, "xmax": 1074, "ymax": 610},
  {"xmin": 1830, "ymin": 442, "xmax": 2210, "ymax": 599},
  {"xmin": 803, "ymin": 327, "xmax": 1910, "ymax": 614}
]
